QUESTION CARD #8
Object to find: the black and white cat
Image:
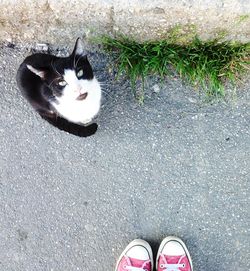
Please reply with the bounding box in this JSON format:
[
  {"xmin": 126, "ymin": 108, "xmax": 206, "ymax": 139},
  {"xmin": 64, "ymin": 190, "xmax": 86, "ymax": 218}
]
[{"xmin": 16, "ymin": 38, "xmax": 102, "ymax": 137}]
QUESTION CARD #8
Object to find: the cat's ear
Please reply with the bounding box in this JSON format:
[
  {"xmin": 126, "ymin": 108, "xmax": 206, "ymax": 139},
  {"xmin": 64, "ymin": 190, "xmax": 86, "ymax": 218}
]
[
  {"xmin": 72, "ymin": 38, "xmax": 85, "ymax": 56},
  {"xmin": 26, "ymin": 64, "xmax": 46, "ymax": 79}
]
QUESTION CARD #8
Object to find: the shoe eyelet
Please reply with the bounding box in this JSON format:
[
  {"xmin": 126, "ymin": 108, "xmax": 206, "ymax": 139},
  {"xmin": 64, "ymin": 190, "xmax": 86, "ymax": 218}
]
[
  {"xmin": 182, "ymin": 264, "xmax": 185, "ymax": 268},
  {"xmin": 123, "ymin": 265, "xmax": 127, "ymax": 269},
  {"xmin": 160, "ymin": 264, "xmax": 164, "ymax": 268}
]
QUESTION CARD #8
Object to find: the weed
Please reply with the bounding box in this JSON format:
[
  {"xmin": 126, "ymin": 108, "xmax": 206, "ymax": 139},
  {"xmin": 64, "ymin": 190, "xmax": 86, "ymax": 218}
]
[
  {"xmin": 100, "ymin": 35, "xmax": 250, "ymax": 99},
  {"xmin": 236, "ymin": 14, "xmax": 250, "ymax": 25}
]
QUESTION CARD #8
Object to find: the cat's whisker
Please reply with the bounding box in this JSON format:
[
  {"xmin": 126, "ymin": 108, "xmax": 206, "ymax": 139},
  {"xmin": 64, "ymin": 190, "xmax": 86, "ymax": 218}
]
[
  {"xmin": 98, "ymin": 81, "xmax": 108, "ymax": 86},
  {"xmin": 73, "ymin": 51, "xmax": 77, "ymax": 68},
  {"xmin": 48, "ymin": 76, "xmax": 61, "ymax": 88},
  {"xmin": 51, "ymin": 60, "xmax": 61, "ymax": 77},
  {"xmin": 101, "ymin": 89, "xmax": 113, "ymax": 98},
  {"xmin": 98, "ymin": 80, "xmax": 107, "ymax": 84},
  {"xmin": 75, "ymin": 54, "xmax": 86, "ymax": 68}
]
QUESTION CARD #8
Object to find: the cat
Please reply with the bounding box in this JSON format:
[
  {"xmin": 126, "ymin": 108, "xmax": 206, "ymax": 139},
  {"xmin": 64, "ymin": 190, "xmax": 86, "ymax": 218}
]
[{"xmin": 16, "ymin": 38, "xmax": 102, "ymax": 137}]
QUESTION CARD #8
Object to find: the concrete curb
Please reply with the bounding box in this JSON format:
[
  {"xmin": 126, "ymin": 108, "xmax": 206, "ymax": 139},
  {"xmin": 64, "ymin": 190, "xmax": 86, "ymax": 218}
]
[{"xmin": 0, "ymin": 0, "xmax": 250, "ymax": 45}]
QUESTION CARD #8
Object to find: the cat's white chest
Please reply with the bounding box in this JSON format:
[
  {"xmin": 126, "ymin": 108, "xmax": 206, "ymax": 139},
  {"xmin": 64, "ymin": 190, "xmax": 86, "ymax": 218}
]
[{"xmin": 52, "ymin": 77, "xmax": 101, "ymax": 124}]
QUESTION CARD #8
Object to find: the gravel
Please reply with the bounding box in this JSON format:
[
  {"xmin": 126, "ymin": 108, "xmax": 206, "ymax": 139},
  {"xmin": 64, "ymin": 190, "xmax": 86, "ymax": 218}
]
[{"xmin": 0, "ymin": 42, "xmax": 249, "ymax": 271}]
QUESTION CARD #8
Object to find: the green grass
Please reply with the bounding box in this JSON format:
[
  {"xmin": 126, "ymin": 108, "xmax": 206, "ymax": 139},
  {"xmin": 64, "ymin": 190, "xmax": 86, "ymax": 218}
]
[
  {"xmin": 236, "ymin": 14, "xmax": 250, "ymax": 25},
  {"xmin": 100, "ymin": 35, "xmax": 250, "ymax": 99}
]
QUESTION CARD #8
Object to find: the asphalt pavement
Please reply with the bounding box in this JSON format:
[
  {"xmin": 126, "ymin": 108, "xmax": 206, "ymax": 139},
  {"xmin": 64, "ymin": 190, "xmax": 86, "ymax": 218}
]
[{"xmin": 0, "ymin": 43, "xmax": 249, "ymax": 271}]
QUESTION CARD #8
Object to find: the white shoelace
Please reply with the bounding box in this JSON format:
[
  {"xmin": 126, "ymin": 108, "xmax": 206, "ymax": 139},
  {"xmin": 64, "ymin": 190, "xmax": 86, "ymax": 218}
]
[
  {"xmin": 160, "ymin": 263, "xmax": 185, "ymax": 271},
  {"xmin": 123, "ymin": 265, "xmax": 148, "ymax": 271}
]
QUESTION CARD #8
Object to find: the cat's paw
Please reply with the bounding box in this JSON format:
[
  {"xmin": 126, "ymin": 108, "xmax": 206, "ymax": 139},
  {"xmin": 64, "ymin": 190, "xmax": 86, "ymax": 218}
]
[
  {"xmin": 80, "ymin": 118, "xmax": 93, "ymax": 125},
  {"xmin": 78, "ymin": 123, "xmax": 98, "ymax": 137}
]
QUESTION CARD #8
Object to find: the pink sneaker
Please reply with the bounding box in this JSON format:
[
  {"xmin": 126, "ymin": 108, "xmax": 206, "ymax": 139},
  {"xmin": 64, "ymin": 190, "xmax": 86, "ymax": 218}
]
[
  {"xmin": 115, "ymin": 239, "xmax": 153, "ymax": 271},
  {"xmin": 156, "ymin": 236, "xmax": 193, "ymax": 271}
]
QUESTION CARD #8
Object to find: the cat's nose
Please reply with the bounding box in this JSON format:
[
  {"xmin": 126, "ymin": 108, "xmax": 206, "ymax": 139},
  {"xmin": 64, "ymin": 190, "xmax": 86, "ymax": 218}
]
[
  {"xmin": 75, "ymin": 87, "xmax": 83, "ymax": 95},
  {"xmin": 76, "ymin": 86, "xmax": 82, "ymax": 93}
]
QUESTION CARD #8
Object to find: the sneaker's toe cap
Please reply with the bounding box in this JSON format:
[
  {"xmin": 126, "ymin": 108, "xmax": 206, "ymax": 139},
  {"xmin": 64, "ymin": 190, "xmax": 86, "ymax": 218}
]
[
  {"xmin": 162, "ymin": 241, "xmax": 185, "ymax": 256},
  {"xmin": 126, "ymin": 246, "xmax": 150, "ymax": 260}
]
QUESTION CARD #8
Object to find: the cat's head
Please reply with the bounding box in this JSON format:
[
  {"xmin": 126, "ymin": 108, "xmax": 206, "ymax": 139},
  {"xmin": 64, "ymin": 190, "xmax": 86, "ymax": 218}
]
[{"xmin": 27, "ymin": 38, "xmax": 101, "ymax": 103}]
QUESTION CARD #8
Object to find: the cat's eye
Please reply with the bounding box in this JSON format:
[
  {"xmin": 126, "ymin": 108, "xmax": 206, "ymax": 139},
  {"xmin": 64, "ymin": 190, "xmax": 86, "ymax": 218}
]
[
  {"xmin": 58, "ymin": 80, "xmax": 67, "ymax": 87},
  {"xmin": 77, "ymin": 69, "xmax": 84, "ymax": 78}
]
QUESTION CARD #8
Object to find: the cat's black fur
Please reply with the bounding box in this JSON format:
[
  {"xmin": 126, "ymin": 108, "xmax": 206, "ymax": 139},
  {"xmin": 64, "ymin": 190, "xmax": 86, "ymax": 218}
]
[{"xmin": 16, "ymin": 39, "xmax": 98, "ymax": 137}]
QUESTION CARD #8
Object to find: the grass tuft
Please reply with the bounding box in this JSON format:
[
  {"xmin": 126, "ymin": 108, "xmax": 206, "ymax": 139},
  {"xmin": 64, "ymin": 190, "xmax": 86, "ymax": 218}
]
[{"xmin": 101, "ymin": 35, "xmax": 250, "ymax": 99}]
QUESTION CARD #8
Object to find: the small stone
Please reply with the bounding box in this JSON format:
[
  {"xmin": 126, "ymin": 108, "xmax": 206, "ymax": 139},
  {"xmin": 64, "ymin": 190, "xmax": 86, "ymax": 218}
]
[
  {"xmin": 84, "ymin": 224, "xmax": 94, "ymax": 232},
  {"xmin": 153, "ymin": 7, "xmax": 165, "ymax": 14},
  {"xmin": 153, "ymin": 84, "xmax": 160, "ymax": 93},
  {"xmin": 188, "ymin": 97, "xmax": 197, "ymax": 103},
  {"xmin": 7, "ymin": 42, "xmax": 15, "ymax": 49},
  {"xmin": 35, "ymin": 43, "xmax": 49, "ymax": 52}
]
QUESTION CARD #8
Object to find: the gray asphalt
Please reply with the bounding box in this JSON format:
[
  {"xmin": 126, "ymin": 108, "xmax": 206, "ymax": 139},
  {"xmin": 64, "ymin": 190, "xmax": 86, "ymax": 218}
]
[{"xmin": 0, "ymin": 43, "xmax": 249, "ymax": 271}]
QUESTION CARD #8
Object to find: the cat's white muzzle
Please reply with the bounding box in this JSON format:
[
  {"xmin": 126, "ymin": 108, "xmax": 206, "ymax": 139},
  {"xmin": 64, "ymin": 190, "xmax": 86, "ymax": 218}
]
[{"xmin": 52, "ymin": 76, "xmax": 102, "ymax": 124}]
